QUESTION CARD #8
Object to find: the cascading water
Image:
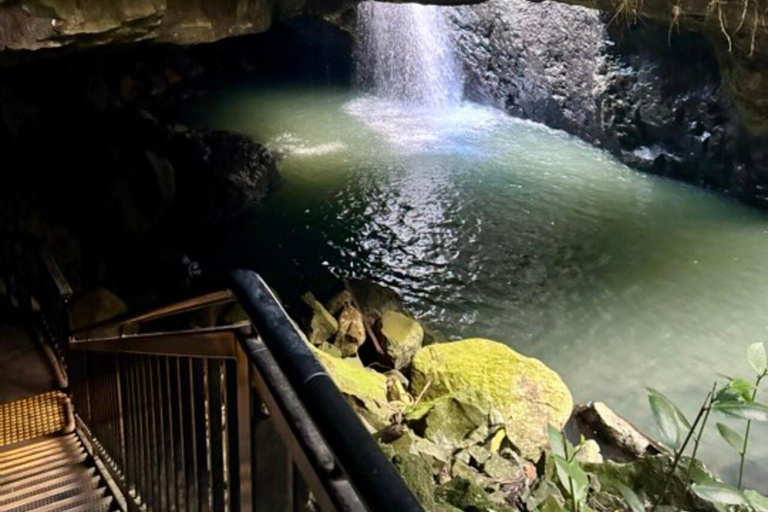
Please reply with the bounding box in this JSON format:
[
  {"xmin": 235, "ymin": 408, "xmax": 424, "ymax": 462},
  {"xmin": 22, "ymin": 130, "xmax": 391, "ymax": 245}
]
[{"xmin": 355, "ymin": 1, "xmax": 463, "ymax": 106}]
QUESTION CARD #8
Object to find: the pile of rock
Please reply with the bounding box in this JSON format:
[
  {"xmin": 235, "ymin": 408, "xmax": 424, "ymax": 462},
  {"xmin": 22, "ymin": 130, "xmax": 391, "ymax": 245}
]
[{"xmin": 297, "ymin": 282, "xmax": 575, "ymax": 511}]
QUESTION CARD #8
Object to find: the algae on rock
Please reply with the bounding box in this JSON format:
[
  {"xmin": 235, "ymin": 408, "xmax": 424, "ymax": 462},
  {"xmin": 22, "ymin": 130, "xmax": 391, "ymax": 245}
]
[
  {"xmin": 313, "ymin": 347, "xmax": 392, "ymax": 429},
  {"xmin": 377, "ymin": 310, "xmax": 424, "ymax": 370},
  {"xmin": 411, "ymin": 338, "xmax": 573, "ymax": 459}
]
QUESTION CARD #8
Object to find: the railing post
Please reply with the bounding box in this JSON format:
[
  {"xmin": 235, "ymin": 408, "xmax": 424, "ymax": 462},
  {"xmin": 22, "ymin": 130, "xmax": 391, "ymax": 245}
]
[{"xmin": 233, "ymin": 344, "xmax": 253, "ymax": 512}]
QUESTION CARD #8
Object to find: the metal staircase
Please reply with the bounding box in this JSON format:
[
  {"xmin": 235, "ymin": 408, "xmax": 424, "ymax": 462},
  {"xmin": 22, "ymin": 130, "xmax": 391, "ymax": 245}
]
[
  {"xmin": 0, "ymin": 433, "xmax": 118, "ymax": 512},
  {"xmin": 0, "ymin": 234, "xmax": 424, "ymax": 512}
]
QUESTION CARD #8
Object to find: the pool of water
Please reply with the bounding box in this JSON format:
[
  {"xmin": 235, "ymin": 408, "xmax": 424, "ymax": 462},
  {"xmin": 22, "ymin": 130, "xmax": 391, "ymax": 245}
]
[{"xmin": 179, "ymin": 84, "xmax": 768, "ymax": 489}]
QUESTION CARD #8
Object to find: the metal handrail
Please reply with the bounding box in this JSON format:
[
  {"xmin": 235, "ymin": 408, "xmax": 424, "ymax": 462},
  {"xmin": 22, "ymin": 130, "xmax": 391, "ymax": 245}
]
[
  {"xmin": 71, "ymin": 289, "xmax": 236, "ymax": 338},
  {"xmin": 230, "ymin": 270, "xmax": 424, "ymax": 512},
  {"xmin": 66, "ymin": 268, "xmax": 425, "ymax": 512}
]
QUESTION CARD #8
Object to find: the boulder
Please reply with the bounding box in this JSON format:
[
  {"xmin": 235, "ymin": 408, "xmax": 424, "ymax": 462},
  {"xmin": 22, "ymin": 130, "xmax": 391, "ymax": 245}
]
[
  {"xmin": 436, "ymin": 479, "xmax": 517, "ymax": 512},
  {"xmin": 376, "ymin": 310, "xmax": 424, "ymax": 370},
  {"xmin": 68, "ymin": 288, "xmax": 131, "ymax": 338},
  {"xmin": 392, "ymin": 454, "xmax": 462, "ymax": 512},
  {"xmin": 483, "ymin": 454, "xmax": 524, "ymax": 483},
  {"xmin": 574, "ymin": 439, "xmax": 603, "ymax": 465},
  {"xmin": 411, "ymin": 339, "xmax": 573, "ymax": 459},
  {"xmin": 326, "ymin": 289, "xmax": 353, "ymax": 316},
  {"xmin": 407, "ymin": 391, "xmax": 490, "ymax": 450},
  {"xmin": 347, "ymin": 279, "xmax": 404, "ymax": 319},
  {"xmin": 313, "ymin": 347, "xmax": 391, "ymax": 429},
  {"xmin": 301, "ymin": 292, "xmax": 338, "ymax": 345},
  {"xmin": 334, "ymin": 305, "xmax": 366, "ymax": 357},
  {"xmin": 572, "ymin": 402, "xmax": 662, "ymax": 461}
]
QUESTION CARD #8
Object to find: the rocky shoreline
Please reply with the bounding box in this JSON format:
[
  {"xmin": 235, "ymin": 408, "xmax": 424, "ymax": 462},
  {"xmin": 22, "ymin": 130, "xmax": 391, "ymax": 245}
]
[{"xmin": 293, "ymin": 280, "xmax": 722, "ymax": 512}]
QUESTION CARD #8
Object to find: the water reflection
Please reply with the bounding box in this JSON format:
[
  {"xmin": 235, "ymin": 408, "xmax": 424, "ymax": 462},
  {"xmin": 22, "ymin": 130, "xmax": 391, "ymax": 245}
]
[{"xmin": 179, "ymin": 85, "xmax": 768, "ymax": 490}]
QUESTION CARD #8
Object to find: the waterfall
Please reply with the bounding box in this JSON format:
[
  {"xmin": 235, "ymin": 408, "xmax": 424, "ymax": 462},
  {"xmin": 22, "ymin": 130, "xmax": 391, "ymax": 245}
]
[{"xmin": 355, "ymin": 2, "xmax": 463, "ymax": 106}]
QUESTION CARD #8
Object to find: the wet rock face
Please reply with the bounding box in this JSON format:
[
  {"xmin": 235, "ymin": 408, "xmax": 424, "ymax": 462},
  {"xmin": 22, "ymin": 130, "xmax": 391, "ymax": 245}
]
[{"xmin": 449, "ymin": 0, "xmax": 768, "ymax": 207}]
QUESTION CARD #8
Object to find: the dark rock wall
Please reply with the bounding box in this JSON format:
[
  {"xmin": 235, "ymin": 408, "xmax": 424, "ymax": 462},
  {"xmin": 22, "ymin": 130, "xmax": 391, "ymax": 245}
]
[
  {"xmin": 449, "ymin": 0, "xmax": 768, "ymax": 207},
  {"xmin": 0, "ymin": 18, "xmax": 353, "ymax": 300}
]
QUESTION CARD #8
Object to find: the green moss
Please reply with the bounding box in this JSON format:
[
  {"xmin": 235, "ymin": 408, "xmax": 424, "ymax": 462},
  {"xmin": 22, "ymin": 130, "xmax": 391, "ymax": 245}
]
[
  {"xmin": 314, "ymin": 347, "xmax": 392, "ymax": 428},
  {"xmin": 436, "ymin": 478, "xmax": 517, "ymax": 512},
  {"xmin": 411, "ymin": 339, "xmax": 573, "ymax": 459}
]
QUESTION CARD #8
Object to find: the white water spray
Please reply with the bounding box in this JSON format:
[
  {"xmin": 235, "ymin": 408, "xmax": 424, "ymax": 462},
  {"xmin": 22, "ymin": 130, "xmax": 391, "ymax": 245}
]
[{"xmin": 355, "ymin": 2, "xmax": 463, "ymax": 106}]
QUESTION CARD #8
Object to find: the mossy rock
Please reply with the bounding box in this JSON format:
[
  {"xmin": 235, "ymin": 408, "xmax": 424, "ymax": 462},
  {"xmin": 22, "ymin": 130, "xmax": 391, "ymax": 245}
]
[
  {"xmin": 301, "ymin": 292, "xmax": 338, "ymax": 345},
  {"xmin": 392, "ymin": 454, "xmax": 462, "ymax": 512},
  {"xmin": 377, "ymin": 310, "xmax": 424, "ymax": 370},
  {"xmin": 407, "ymin": 391, "xmax": 490, "ymax": 449},
  {"xmin": 435, "ymin": 478, "xmax": 517, "ymax": 512},
  {"xmin": 411, "ymin": 339, "xmax": 573, "ymax": 459},
  {"xmin": 313, "ymin": 347, "xmax": 391, "ymax": 428}
]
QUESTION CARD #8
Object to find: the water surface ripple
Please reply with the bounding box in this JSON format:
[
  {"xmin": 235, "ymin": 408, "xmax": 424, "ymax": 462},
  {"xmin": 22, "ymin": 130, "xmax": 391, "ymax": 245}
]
[{"xmin": 181, "ymin": 86, "xmax": 768, "ymax": 488}]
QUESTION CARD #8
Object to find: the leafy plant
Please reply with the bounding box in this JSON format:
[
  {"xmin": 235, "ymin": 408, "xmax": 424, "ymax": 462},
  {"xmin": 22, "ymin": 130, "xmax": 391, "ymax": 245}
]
[
  {"xmin": 646, "ymin": 342, "xmax": 768, "ymax": 512},
  {"xmin": 548, "ymin": 425, "xmax": 590, "ymax": 512}
]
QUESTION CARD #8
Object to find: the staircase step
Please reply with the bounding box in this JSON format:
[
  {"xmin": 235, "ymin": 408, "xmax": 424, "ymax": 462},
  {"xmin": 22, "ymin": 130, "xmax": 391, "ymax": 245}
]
[
  {"xmin": 0, "ymin": 439, "xmax": 81, "ymax": 471},
  {"xmin": 28, "ymin": 486, "xmax": 108, "ymax": 512},
  {"xmin": 0, "ymin": 450, "xmax": 88, "ymax": 487},
  {"xmin": 0, "ymin": 476, "xmax": 102, "ymax": 512},
  {"xmin": 0, "ymin": 469, "xmax": 97, "ymax": 506},
  {"xmin": 58, "ymin": 496, "xmax": 114, "ymax": 512},
  {"xmin": 0, "ymin": 435, "xmax": 79, "ymax": 462}
]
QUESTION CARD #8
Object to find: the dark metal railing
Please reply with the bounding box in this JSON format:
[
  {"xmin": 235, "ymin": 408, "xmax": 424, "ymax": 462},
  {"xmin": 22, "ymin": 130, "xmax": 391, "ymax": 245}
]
[
  {"xmin": 67, "ymin": 270, "xmax": 424, "ymax": 512},
  {"xmin": 70, "ymin": 331, "xmax": 251, "ymax": 512},
  {"xmin": 0, "ymin": 233, "xmax": 73, "ymax": 372}
]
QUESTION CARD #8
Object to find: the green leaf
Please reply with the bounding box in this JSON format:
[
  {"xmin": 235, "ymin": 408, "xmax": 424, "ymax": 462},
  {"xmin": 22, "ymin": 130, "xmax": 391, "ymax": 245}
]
[
  {"xmin": 548, "ymin": 424, "xmax": 566, "ymax": 458},
  {"xmin": 692, "ymin": 483, "xmax": 747, "ymax": 506},
  {"xmin": 716, "ymin": 422, "xmax": 745, "ymax": 452},
  {"xmin": 648, "ymin": 392, "xmax": 681, "ymax": 448},
  {"xmin": 728, "ymin": 379, "xmax": 758, "ymax": 401},
  {"xmin": 553, "ymin": 456, "xmax": 589, "ymax": 502},
  {"xmin": 745, "ymin": 490, "xmax": 768, "ymax": 512},
  {"xmin": 713, "ymin": 401, "xmax": 768, "ymax": 422},
  {"xmin": 748, "ymin": 342, "xmax": 767, "ymax": 375},
  {"xmin": 689, "ymin": 464, "xmax": 716, "ymax": 485},
  {"xmin": 614, "ymin": 481, "xmax": 645, "ymax": 512}
]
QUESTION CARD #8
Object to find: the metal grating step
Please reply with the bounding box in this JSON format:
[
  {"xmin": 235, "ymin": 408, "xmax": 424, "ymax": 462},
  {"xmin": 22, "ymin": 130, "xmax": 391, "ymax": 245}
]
[
  {"xmin": 0, "ymin": 434, "xmax": 115, "ymax": 512},
  {"xmin": 0, "ymin": 392, "xmax": 69, "ymax": 447}
]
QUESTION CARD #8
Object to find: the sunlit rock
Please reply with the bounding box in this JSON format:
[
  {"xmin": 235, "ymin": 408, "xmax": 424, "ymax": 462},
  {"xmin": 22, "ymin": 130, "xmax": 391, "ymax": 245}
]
[
  {"xmin": 313, "ymin": 347, "xmax": 391, "ymax": 428},
  {"xmin": 411, "ymin": 338, "xmax": 573, "ymax": 459},
  {"xmin": 334, "ymin": 304, "xmax": 366, "ymax": 356},
  {"xmin": 377, "ymin": 310, "xmax": 424, "ymax": 369},
  {"xmin": 301, "ymin": 292, "xmax": 338, "ymax": 345}
]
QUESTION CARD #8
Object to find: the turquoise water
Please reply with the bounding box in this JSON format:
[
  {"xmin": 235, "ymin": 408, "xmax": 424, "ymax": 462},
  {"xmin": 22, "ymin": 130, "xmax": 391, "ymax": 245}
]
[{"xmin": 180, "ymin": 84, "xmax": 768, "ymax": 489}]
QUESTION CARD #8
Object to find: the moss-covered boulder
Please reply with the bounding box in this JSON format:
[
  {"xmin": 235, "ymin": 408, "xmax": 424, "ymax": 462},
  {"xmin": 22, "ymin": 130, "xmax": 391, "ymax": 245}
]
[
  {"xmin": 377, "ymin": 310, "xmax": 424, "ymax": 370},
  {"xmin": 411, "ymin": 339, "xmax": 573, "ymax": 459},
  {"xmin": 301, "ymin": 292, "xmax": 338, "ymax": 345},
  {"xmin": 313, "ymin": 347, "xmax": 391, "ymax": 429}
]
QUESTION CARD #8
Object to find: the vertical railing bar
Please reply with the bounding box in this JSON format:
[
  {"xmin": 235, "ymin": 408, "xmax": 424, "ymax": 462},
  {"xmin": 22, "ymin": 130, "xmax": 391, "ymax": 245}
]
[
  {"xmin": 160, "ymin": 357, "xmax": 172, "ymax": 512},
  {"xmin": 115, "ymin": 354, "xmax": 126, "ymax": 470},
  {"xmin": 154, "ymin": 357, "xmax": 167, "ymax": 512},
  {"xmin": 134, "ymin": 355, "xmax": 148, "ymax": 506},
  {"xmin": 194, "ymin": 359, "xmax": 211, "ymax": 512},
  {"xmin": 209, "ymin": 360, "xmax": 225, "ymax": 512},
  {"xmin": 173, "ymin": 357, "xmax": 185, "ymax": 512},
  {"xmin": 143, "ymin": 355, "xmax": 158, "ymax": 512},
  {"xmin": 185, "ymin": 358, "xmax": 199, "ymax": 512},
  {"xmin": 84, "ymin": 353, "xmax": 93, "ymax": 427},
  {"xmin": 225, "ymin": 360, "xmax": 240, "ymax": 512},
  {"xmin": 125, "ymin": 356, "xmax": 137, "ymax": 499},
  {"xmin": 165, "ymin": 356, "xmax": 178, "ymax": 512},
  {"xmin": 233, "ymin": 344, "xmax": 253, "ymax": 512}
]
